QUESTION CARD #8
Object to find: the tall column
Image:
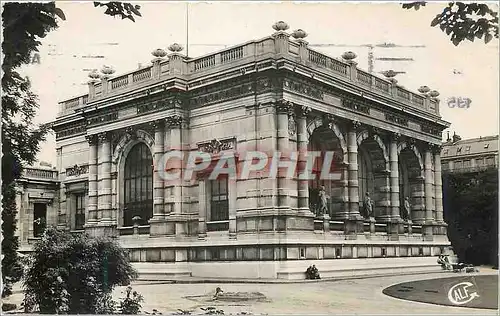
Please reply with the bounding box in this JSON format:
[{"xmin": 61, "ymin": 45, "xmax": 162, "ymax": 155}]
[
  {"xmin": 275, "ymin": 99, "xmax": 293, "ymax": 210},
  {"xmin": 347, "ymin": 120, "xmax": 361, "ymax": 218},
  {"xmin": 296, "ymin": 105, "xmax": 311, "ymax": 213},
  {"xmin": 198, "ymin": 178, "xmax": 207, "ymax": 240},
  {"xmin": 98, "ymin": 132, "xmax": 113, "ymax": 225},
  {"xmin": 85, "ymin": 135, "xmax": 98, "ymax": 226},
  {"xmin": 150, "ymin": 120, "xmax": 166, "ymax": 236},
  {"xmin": 345, "ymin": 120, "xmax": 363, "ymax": 236},
  {"xmin": 423, "ymin": 144, "xmax": 434, "ymax": 240},
  {"xmin": 388, "ymin": 132, "xmax": 402, "ymax": 238},
  {"xmin": 433, "ymin": 144, "xmax": 446, "ymax": 234}
]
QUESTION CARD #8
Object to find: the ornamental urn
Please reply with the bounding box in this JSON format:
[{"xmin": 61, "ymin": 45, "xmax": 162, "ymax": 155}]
[
  {"xmin": 341, "ymin": 51, "xmax": 357, "ymax": 61},
  {"xmin": 291, "ymin": 29, "xmax": 308, "ymax": 39},
  {"xmin": 168, "ymin": 43, "xmax": 184, "ymax": 53},
  {"xmin": 272, "ymin": 21, "xmax": 289, "ymax": 32}
]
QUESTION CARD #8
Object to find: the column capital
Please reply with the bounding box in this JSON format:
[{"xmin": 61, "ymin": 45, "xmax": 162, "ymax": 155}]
[
  {"xmin": 368, "ymin": 126, "xmax": 382, "ymax": 137},
  {"xmin": 349, "ymin": 120, "xmax": 362, "ymax": 131},
  {"xmin": 390, "ymin": 132, "xmax": 402, "ymax": 142},
  {"xmin": 321, "ymin": 113, "xmax": 335, "ymax": 126},
  {"xmin": 422, "ymin": 142, "xmax": 436, "ymax": 153},
  {"xmin": 274, "ymin": 99, "xmax": 294, "ymax": 114},
  {"xmin": 431, "ymin": 144, "xmax": 443, "ymax": 154},
  {"xmin": 295, "ymin": 105, "xmax": 312, "ymax": 118},
  {"xmin": 166, "ymin": 115, "xmax": 189, "ymax": 129},
  {"xmin": 149, "ymin": 119, "xmax": 165, "ymax": 130},
  {"xmin": 85, "ymin": 134, "xmax": 98, "ymax": 145},
  {"xmin": 98, "ymin": 132, "xmax": 111, "ymax": 143}
]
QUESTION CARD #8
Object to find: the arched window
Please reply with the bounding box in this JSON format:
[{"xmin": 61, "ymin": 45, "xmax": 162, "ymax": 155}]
[{"xmin": 123, "ymin": 142, "xmax": 153, "ymax": 226}]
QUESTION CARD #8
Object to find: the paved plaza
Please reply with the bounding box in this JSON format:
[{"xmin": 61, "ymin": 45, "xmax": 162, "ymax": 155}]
[
  {"xmin": 110, "ymin": 270, "xmax": 497, "ymax": 315},
  {"xmin": 5, "ymin": 270, "xmax": 498, "ymax": 314}
]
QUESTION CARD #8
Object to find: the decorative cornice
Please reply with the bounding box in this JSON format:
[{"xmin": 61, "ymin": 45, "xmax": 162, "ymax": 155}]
[
  {"xmin": 342, "ymin": 97, "xmax": 370, "ymax": 115},
  {"xmin": 421, "ymin": 123, "xmax": 441, "ymax": 137},
  {"xmin": 56, "ymin": 124, "xmax": 86, "ymax": 139},
  {"xmin": 385, "ymin": 113, "xmax": 409, "ymax": 127},
  {"xmin": 137, "ymin": 97, "xmax": 184, "ymax": 114},
  {"xmin": 87, "ymin": 111, "xmax": 118, "ymax": 126},
  {"xmin": 283, "ymin": 78, "xmax": 324, "ymax": 100},
  {"xmin": 190, "ymin": 81, "xmax": 254, "ymax": 107}
]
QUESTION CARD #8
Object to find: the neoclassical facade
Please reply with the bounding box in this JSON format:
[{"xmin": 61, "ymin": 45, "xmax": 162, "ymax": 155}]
[{"xmin": 20, "ymin": 22, "xmax": 452, "ymax": 279}]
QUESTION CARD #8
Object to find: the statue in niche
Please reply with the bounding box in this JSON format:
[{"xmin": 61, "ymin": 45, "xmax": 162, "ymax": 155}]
[
  {"xmin": 363, "ymin": 192, "xmax": 374, "ymax": 219},
  {"xmin": 401, "ymin": 197, "xmax": 411, "ymax": 221},
  {"xmin": 318, "ymin": 186, "xmax": 329, "ymax": 216}
]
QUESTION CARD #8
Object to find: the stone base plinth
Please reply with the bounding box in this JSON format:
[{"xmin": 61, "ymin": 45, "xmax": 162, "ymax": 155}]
[
  {"xmin": 85, "ymin": 223, "xmax": 117, "ymax": 238},
  {"xmin": 132, "ymin": 257, "xmax": 446, "ymax": 281},
  {"xmin": 149, "ymin": 218, "xmax": 169, "ymax": 236},
  {"xmin": 344, "ymin": 216, "xmax": 364, "ymax": 238}
]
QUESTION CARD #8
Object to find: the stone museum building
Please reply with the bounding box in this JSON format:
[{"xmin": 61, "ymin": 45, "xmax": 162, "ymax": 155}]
[{"xmin": 16, "ymin": 22, "xmax": 452, "ymax": 279}]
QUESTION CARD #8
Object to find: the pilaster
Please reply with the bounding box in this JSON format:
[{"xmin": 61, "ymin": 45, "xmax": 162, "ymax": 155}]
[
  {"xmin": 228, "ymin": 178, "xmax": 237, "ymax": 239},
  {"xmin": 85, "ymin": 135, "xmax": 98, "ymax": 227},
  {"xmin": 198, "ymin": 178, "xmax": 207, "ymax": 240},
  {"xmin": 165, "ymin": 114, "xmax": 189, "ymax": 236}
]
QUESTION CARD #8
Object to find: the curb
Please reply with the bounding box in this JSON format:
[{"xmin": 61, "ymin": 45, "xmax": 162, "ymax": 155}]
[{"xmin": 135, "ymin": 269, "xmax": 451, "ymax": 285}]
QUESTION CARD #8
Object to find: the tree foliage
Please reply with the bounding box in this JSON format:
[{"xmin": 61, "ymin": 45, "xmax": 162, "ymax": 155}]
[
  {"xmin": 443, "ymin": 168, "xmax": 498, "ymax": 266},
  {"xmin": 1, "ymin": 1, "xmax": 141, "ymax": 297},
  {"xmin": 1, "ymin": 2, "xmax": 60, "ymax": 297},
  {"xmin": 23, "ymin": 228, "xmax": 139, "ymax": 314},
  {"xmin": 94, "ymin": 1, "xmax": 142, "ymax": 22},
  {"xmin": 402, "ymin": 2, "xmax": 499, "ymax": 46}
]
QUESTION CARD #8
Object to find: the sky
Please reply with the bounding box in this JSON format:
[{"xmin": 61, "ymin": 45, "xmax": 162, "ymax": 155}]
[{"xmin": 18, "ymin": 1, "xmax": 499, "ymax": 165}]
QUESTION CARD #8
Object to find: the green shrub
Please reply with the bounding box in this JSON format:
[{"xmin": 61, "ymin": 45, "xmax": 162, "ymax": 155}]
[
  {"xmin": 23, "ymin": 227, "xmax": 138, "ymax": 314},
  {"xmin": 118, "ymin": 285, "xmax": 144, "ymax": 314}
]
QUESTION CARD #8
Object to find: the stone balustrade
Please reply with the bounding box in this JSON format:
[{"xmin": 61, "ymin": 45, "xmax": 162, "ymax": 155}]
[
  {"xmin": 57, "ymin": 34, "xmax": 440, "ymax": 117},
  {"xmin": 23, "ymin": 168, "xmax": 59, "ymax": 180}
]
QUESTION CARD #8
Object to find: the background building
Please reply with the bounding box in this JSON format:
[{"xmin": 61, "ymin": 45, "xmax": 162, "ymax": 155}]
[
  {"xmin": 441, "ymin": 133, "xmax": 498, "ymax": 173},
  {"xmin": 441, "ymin": 133, "xmax": 498, "ymax": 268},
  {"xmin": 17, "ymin": 22, "xmax": 452, "ymax": 279}
]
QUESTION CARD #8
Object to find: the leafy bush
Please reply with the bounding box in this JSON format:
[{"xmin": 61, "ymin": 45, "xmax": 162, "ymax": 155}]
[
  {"xmin": 118, "ymin": 286, "xmax": 144, "ymax": 314},
  {"xmin": 23, "ymin": 227, "xmax": 138, "ymax": 314}
]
